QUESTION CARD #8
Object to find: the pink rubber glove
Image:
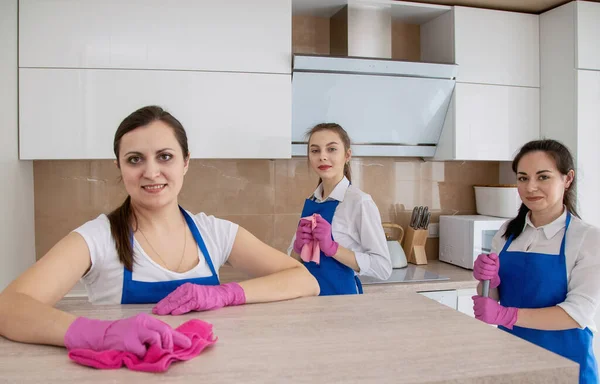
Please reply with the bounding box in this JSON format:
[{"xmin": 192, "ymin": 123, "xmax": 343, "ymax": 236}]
[
  {"xmin": 312, "ymin": 215, "xmax": 339, "ymax": 257},
  {"xmin": 64, "ymin": 313, "xmax": 191, "ymax": 358},
  {"xmin": 473, "ymin": 253, "xmax": 501, "ymax": 288},
  {"xmin": 293, "ymin": 221, "xmax": 313, "ymax": 254},
  {"xmin": 472, "ymin": 296, "xmax": 518, "ymax": 329},
  {"xmin": 152, "ymin": 282, "xmax": 246, "ymax": 316}
]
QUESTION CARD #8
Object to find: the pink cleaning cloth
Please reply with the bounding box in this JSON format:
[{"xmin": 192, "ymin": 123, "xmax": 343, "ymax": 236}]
[
  {"xmin": 68, "ymin": 319, "xmax": 217, "ymax": 373},
  {"xmin": 300, "ymin": 213, "xmax": 321, "ymax": 264}
]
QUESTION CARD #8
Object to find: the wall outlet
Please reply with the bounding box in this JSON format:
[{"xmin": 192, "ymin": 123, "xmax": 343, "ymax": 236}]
[{"xmin": 428, "ymin": 223, "xmax": 439, "ymax": 238}]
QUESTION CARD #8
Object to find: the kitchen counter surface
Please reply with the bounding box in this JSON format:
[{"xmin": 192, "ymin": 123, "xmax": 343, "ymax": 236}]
[
  {"xmin": 0, "ymin": 292, "xmax": 577, "ymax": 383},
  {"xmin": 363, "ymin": 260, "xmax": 479, "ymax": 294},
  {"xmin": 220, "ymin": 260, "xmax": 479, "ymax": 294}
]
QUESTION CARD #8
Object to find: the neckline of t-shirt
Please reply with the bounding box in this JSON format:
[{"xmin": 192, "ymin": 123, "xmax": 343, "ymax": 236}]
[{"xmin": 132, "ymin": 236, "xmax": 204, "ymax": 276}]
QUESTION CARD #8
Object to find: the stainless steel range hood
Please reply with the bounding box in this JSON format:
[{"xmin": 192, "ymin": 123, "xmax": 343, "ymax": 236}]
[{"xmin": 291, "ymin": 3, "xmax": 458, "ymax": 157}]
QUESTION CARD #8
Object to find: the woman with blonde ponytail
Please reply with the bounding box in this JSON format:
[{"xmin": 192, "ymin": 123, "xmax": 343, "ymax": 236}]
[{"xmin": 287, "ymin": 123, "xmax": 392, "ymax": 296}]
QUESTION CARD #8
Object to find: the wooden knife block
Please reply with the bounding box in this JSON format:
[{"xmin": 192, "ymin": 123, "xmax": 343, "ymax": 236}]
[{"xmin": 402, "ymin": 227, "xmax": 428, "ymax": 265}]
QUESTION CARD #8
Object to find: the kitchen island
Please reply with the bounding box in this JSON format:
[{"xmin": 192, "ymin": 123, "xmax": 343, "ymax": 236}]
[{"xmin": 0, "ymin": 291, "xmax": 577, "ymax": 383}]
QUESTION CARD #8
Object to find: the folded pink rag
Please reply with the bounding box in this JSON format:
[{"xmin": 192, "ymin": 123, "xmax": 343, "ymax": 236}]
[
  {"xmin": 68, "ymin": 319, "xmax": 217, "ymax": 372},
  {"xmin": 300, "ymin": 214, "xmax": 321, "ymax": 264}
]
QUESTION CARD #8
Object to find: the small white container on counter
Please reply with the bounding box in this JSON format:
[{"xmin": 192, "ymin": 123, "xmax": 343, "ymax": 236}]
[{"xmin": 474, "ymin": 185, "xmax": 522, "ymax": 218}]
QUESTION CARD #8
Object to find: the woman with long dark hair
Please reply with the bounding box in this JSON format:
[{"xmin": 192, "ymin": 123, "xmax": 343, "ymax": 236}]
[
  {"xmin": 0, "ymin": 105, "xmax": 319, "ymax": 361},
  {"xmin": 472, "ymin": 139, "xmax": 599, "ymax": 384}
]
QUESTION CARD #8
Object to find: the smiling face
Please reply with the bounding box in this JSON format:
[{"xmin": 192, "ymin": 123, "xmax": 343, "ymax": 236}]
[
  {"xmin": 516, "ymin": 150, "xmax": 574, "ymax": 216},
  {"xmin": 117, "ymin": 120, "xmax": 189, "ymax": 210},
  {"xmin": 308, "ymin": 129, "xmax": 351, "ymax": 183}
]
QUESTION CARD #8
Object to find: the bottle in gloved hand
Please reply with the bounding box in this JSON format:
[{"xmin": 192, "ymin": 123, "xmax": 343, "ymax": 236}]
[{"xmin": 64, "ymin": 313, "xmax": 191, "ymax": 357}]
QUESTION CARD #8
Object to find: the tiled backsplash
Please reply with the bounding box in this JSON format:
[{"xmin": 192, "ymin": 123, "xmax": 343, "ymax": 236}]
[{"xmin": 33, "ymin": 158, "xmax": 499, "ymax": 261}]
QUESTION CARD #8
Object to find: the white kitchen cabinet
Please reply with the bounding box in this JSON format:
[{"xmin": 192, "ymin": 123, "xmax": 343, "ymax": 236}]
[
  {"xmin": 454, "ymin": 7, "xmax": 539, "ymax": 87},
  {"xmin": 434, "ymin": 82, "xmax": 540, "ymax": 161},
  {"xmin": 456, "ymin": 288, "xmax": 476, "ymax": 317},
  {"xmin": 577, "ymin": 1, "xmax": 600, "ymax": 71},
  {"xmin": 19, "ymin": 68, "xmax": 291, "ymax": 159},
  {"xmin": 19, "ymin": 0, "xmax": 291, "ymax": 74},
  {"xmin": 421, "ymin": 6, "xmax": 539, "ymax": 87},
  {"xmin": 576, "ymin": 70, "xmax": 600, "ymax": 228},
  {"xmin": 419, "ymin": 290, "xmax": 458, "ymax": 310},
  {"xmin": 542, "ymin": 3, "xmax": 600, "ymax": 357}
]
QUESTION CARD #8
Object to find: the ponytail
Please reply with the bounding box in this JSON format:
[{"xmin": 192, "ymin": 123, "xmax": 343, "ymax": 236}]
[
  {"xmin": 502, "ymin": 203, "xmax": 530, "ymax": 240},
  {"xmin": 107, "ymin": 196, "xmax": 137, "ymax": 271}
]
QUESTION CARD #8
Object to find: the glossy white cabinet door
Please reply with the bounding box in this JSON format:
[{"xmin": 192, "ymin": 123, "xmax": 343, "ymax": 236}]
[
  {"xmin": 19, "ymin": 0, "xmax": 291, "ymax": 74},
  {"xmin": 453, "ymin": 83, "xmax": 540, "ymax": 161},
  {"xmin": 19, "ymin": 69, "xmax": 291, "ymax": 159},
  {"xmin": 454, "ymin": 7, "xmax": 539, "ymax": 87},
  {"xmin": 456, "ymin": 288, "xmax": 476, "ymax": 318},
  {"xmin": 577, "ymin": 1, "xmax": 600, "ymax": 71},
  {"xmin": 576, "ymin": 70, "xmax": 600, "ymax": 227},
  {"xmin": 419, "ymin": 290, "xmax": 458, "ymax": 310}
]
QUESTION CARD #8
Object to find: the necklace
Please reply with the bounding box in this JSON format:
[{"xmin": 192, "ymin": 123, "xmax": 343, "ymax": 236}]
[{"xmin": 137, "ymin": 215, "xmax": 187, "ymax": 272}]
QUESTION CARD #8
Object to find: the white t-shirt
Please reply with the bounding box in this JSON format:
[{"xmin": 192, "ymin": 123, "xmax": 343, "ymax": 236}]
[
  {"xmin": 73, "ymin": 210, "xmax": 239, "ymax": 304},
  {"xmin": 287, "ymin": 177, "xmax": 392, "ymax": 281},
  {"xmin": 492, "ymin": 209, "xmax": 600, "ymax": 331}
]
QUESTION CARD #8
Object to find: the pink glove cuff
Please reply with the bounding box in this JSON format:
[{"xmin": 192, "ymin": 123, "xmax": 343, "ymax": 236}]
[
  {"xmin": 65, "ymin": 317, "xmax": 108, "ymax": 351},
  {"xmin": 322, "ymin": 241, "xmax": 339, "ymax": 257},
  {"xmin": 222, "ymin": 282, "xmax": 246, "ymax": 306},
  {"xmin": 490, "ymin": 275, "xmax": 501, "ymax": 289},
  {"xmin": 503, "ymin": 307, "xmax": 519, "ymax": 330}
]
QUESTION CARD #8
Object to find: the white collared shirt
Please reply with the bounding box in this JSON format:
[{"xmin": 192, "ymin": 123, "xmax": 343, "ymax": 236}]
[
  {"xmin": 287, "ymin": 177, "xmax": 392, "ymax": 281},
  {"xmin": 492, "ymin": 208, "xmax": 600, "ymax": 331}
]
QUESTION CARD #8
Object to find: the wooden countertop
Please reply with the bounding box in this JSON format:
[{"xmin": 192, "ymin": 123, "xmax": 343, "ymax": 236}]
[{"xmin": 0, "ymin": 292, "xmax": 577, "ymax": 383}]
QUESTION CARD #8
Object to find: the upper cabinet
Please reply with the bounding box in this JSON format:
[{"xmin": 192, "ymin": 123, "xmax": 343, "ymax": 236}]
[
  {"xmin": 453, "ymin": 7, "xmax": 539, "ymax": 87},
  {"xmin": 421, "ymin": 5, "xmax": 541, "ymax": 160},
  {"xmin": 18, "ymin": 0, "xmax": 292, "ymax": 159},
  {"xmin": 19, "ymin": 69, "xmax": 291, "ymax": 160},
  {"xmin": 540, "ymin": 1, "xmax": 600, "ymax": 228},
  {"xmin": 576, "ymin": 1, "xmax": 600, "ymax": 71},
  {"xmin": 19, "ymin": 0, "xmax": 291, "ymax": 74},
  {"xmin": 421, "ymin": 6, "xmax": 540, "ymax": 88},
  {"xmin": 435, "ymin": 83, "xmax": 540, "ymax": 161}
]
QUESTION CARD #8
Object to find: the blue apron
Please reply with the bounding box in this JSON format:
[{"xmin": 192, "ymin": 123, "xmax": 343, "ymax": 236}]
[
  {"xmin": 300, "ymin": 197, "xmax": 363, "ymax": 296},
  {"xmin": 121, "ymin": 207, "xmax": 220, "ymax": 304},
  {"xmin": 498, "ymin": 212, "xmax": 598, "ymax": 384}
]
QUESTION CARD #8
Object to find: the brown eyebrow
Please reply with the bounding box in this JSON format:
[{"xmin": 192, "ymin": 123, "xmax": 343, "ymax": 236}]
[
  {"xmin": 124, "ymin": 148, "xmax": 174, "ymax": 157},
  {"xmin": 310, "ymin": 142, "xmax": 339, "ymax": 148},
  {"xmin": 517, "ymin": 170, "xmax": 551, "ymax": 175}
]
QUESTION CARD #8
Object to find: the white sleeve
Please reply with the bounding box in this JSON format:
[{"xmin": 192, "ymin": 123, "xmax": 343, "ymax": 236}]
[
  {"xmin": 72, "ymin": 214, "xmax": 114, "ymax": 284},
  {"xmin": 287, "ymin": 234, "xmax": 296, "ymax": 256},
  {"xmin": 557, "ymin": 226, "xmax": 600, "ymax": 329},
  {"xmin": 491, "ymin": 221, "xmax": 509, "ymax": 255},
  {"xmin": 194, "ymin": 213, "xmax": 239, "ymax": 269},
  {"xmin": 353, "ymin": 197, "xmax": 393, "ymax": 280}
]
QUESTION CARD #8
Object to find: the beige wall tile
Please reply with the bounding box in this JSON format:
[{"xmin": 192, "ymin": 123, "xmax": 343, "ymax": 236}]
[
  {"xmin": 292, "ymin": 15, "xmax": 330, "ymax": 55},
  {"xmin": 34, "ymin": 158, "xmax": 499, "ymax": 262},
  {"xmin": 180, "ymin": 159, "xmax": 274, "ymax": 216}
]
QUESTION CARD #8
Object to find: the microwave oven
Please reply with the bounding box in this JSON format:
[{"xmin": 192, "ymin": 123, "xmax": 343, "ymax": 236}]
[{"xmin": 439, "ymin": 215, "xmax": 510, "ymax": 270}]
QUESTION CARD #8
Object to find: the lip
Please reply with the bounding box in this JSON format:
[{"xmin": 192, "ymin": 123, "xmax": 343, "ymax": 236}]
[
  {"xmin": 318, "ymin": 165, "xmax": 332, "ymax": 170},
  {"xmin": 142, "ymin": 184, "xmax": 167, "ymax": 193},
  {"xmin": 526, "ymin": 196, "xmax": 543, "ymax": 202}
]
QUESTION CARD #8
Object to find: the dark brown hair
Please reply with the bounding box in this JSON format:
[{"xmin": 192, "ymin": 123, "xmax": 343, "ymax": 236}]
[
  {"xmin": 108, "ymin": 105, "xmax": 189, "ymax": 270},
  {"xmin": 305, "ymin": 123, "xmax": 352, "ymax": 187},
  {"xmin": 503, "ymin": 139, "xmax": 578, "ymax": 240}
]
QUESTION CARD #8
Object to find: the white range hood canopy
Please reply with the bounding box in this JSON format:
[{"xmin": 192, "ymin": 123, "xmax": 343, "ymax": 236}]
[{"xmin": 291, "ymin": 1, "xmax": 458, "ymax": 157}]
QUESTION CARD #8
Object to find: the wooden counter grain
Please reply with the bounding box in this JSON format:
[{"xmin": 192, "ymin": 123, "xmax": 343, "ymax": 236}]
[{"xmin": 0, "ymin": 291, "xmax": 577, "ymax": 383}]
